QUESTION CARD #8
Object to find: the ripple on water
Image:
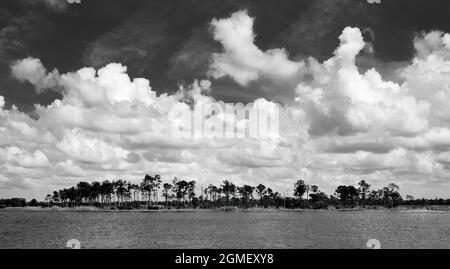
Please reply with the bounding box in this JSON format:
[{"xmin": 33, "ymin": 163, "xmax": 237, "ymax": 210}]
[{"xmin": 0, "ymin": 210, "xmax": 449, "ymax": 249}]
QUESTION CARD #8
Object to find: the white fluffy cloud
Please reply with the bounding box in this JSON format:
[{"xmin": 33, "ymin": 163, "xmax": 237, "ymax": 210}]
[
  {"xmin": 56, "ymin": 129, "xmax": 129, "ymax": 164},
  {"xmin": 400, "ymin": 31, "xmax": 450, "ymax": 124},
  {"xmin": 290, "ymin": 26, "xmax": 450, "ymax": 196},
  {"xmin": 2, "ymin": 11, "xmax": 450, "ymax": 199},
  {"xmin": 296, "ymin": 27, "xmax": 430, "ymax": 137},
  {"xmin": 1, "ymin": 147, "xmax": 50, "ymax": 168},
  {"xmin": 2, "ymin": 55, "xmax": 291, "ymax": 198},
  {"xmin": 208, "ymin": 10, "xmax": 304, "ymax": 86},
  {"xmin": 11, "ymin": 57, "xmax": 60, "ymax": 93}
]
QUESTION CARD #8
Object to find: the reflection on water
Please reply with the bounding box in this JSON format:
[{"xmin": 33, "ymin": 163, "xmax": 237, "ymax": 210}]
[{"xmin": 0, "ymin": 210, "xmax": 448, "ymax": 249}]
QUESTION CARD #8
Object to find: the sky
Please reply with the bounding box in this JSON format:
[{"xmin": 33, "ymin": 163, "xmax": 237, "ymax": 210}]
[{"xmin": 1, "ymin": 0, "xmax": 450, "ymax": 200}]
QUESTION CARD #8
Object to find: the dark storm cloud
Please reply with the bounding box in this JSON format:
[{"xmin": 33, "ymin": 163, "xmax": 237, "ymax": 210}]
[{"xmin": 3, "ymin": 0, "xmax": 450, "ymax": 110}]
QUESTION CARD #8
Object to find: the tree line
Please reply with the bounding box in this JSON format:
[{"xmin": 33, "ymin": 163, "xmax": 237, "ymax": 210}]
[
  {"xmin": 42, "ymin": 176, "xmax": 285, "ymax": 209},
  {"xmin": 1, "ymin": 176, "xmax": 449, "ymax": 209},
  {"xmin": 293, "ymin": 180, "xmax": 404, "ymax": 209}
]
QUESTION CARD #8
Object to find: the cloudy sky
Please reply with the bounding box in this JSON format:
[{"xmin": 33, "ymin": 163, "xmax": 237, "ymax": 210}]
[{"xmin": 1, "ymin": 0, "xmax": 450, "ymax": 200}]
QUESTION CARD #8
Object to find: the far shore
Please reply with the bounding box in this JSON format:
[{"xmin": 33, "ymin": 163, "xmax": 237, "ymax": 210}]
[{"xmin": 1, "ymin": 205, "xmax": 449, "ymax": 212}]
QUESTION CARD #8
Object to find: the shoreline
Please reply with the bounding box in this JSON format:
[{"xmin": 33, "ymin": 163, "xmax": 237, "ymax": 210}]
[{"xmin": 1, "ymin": 205, "xmax": 449, "ymax": 212}]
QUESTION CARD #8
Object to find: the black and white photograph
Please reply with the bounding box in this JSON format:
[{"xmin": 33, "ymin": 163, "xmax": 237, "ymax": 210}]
[{"xmin": 0, "ymin": 0, "xmax": 449, "ymax": 255}]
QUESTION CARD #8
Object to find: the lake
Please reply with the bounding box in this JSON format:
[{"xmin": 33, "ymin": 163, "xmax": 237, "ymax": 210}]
[{"xmin": 0, "ymin": 210, "xmax": 448, "ymax": 249}]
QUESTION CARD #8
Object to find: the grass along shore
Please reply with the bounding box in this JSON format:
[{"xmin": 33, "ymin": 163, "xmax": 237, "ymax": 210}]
[{"xmin": 2, "ymin": 204, "xmax": 449, "ymax": 212}]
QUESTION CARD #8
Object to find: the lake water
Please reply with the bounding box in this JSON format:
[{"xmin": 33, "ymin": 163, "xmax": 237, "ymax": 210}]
[{"xmin": 0, "ymin": 210, "xmax": 448, "ymax": 249}]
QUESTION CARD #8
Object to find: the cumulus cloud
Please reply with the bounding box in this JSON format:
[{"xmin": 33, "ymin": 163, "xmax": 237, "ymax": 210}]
[
  {"xmin": 1, "ymin": 147, "xmax": 50, "ymax": 168},
  {"xmin": 400, "ymin": 31, "xmax": 450, "ymax": 124},
  {"xmin": 56, "ymin": 160, "xmax": 86, "ymax": 177},
  {"xmin": 11, "ymin": 57, "xmax": 61, "ymax": 93},
  {"xmin": 296, "ymin": 27, "xmax": 430, "ymax": 136},
  {"xmin": 208, "ymin": 10, "xmax": 305, "ymax": 86},
  {"xmin": 291, "ymin": 26, "xmax": 450, "ymax": 195},
  {"xmin": 56, "ymin": 129, "xmax": 129, "ymax": 164},
  {"xmin": 2, "ymin": 11, "xmax": 450, "ymax": 199},
  {"xmin": 3, "ymin": 55, "xmax": 290, "ymax": 197}
]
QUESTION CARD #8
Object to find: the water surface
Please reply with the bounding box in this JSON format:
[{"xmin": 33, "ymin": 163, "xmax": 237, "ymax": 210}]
[{"xmin": 0, "ymin": 210, "xmax": 448, "ymax": 248}]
